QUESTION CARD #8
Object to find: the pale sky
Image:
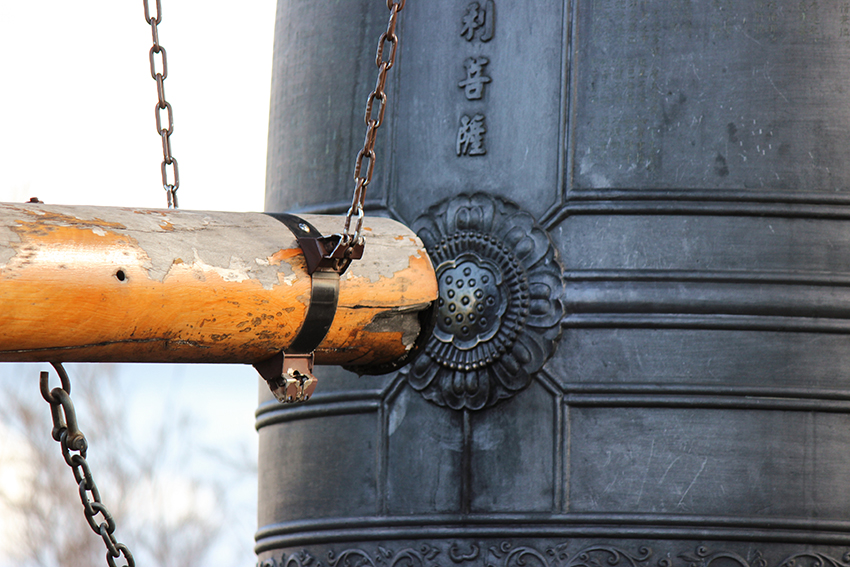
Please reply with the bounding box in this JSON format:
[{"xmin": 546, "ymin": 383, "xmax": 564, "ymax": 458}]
[
  {"xmin": 0, "ymin": 1, "xmax": 274, "ymax": 212},
  {"xmin": 0, "ymin": 2, "xmax": 279, "ymax": 565}
]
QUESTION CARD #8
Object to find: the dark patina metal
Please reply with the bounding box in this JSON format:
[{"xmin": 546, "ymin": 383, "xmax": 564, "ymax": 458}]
[{"xmin": 259, "ymin": 0, "xmax": 850, "ymax": 566}]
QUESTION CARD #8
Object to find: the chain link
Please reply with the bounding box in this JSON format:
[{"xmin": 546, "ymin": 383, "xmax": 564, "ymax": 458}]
[
  {"xmin": 144, "ymin": 0, "xmax": 179, "ymax": 208},
  {"xmin": 342, "ymin": 0, "xmax": 406, "ymax": 251},
  {"xmin": 40, "ymin": 363, "xmax": 136, "ymax": 567}
]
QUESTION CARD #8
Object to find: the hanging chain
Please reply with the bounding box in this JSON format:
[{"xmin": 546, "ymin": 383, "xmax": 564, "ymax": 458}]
[
  {"xmin": 341, "ymin": 0, "xmax": 406, "ymax": 252},
  {"xmin": 40, "ymin": 363, "xmax": 136, "ymax": 567},
  {"xmin": 144, "ymin": 0, "xmax": 179, "ymax": 208}
]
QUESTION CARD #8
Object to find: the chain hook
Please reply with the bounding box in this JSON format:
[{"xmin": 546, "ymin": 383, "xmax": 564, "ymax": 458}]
[
  {"xmin": 164, "ymin": 184, "xmax": 178, "ymax": 209},
  {"xmin": 39, "ymin": 363, "xmax": 70, "ymax": 403}
]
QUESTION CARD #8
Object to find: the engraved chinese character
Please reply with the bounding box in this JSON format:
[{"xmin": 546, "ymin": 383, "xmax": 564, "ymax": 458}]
[
  {"xmin": 460, "ymin": 0, "xmax": 495, "ymax": 42},
  {"xmin": 458, "ymin": 57, "xmax": 491, "ymax": 100},
  {"xmin": 457, "ymin": 114, "xmax": 486, "ymax": 156}
]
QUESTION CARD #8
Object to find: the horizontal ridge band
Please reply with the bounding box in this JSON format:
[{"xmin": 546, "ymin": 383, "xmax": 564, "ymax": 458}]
[{"xmin": 255, "ymin": 513, "xmax": 850, "ymax": 552}]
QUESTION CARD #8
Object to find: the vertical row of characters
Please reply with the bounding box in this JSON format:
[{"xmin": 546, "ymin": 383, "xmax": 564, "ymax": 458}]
[{"xmin": 457, "ymin": 1, "xmax": 495, "ymax": 157}]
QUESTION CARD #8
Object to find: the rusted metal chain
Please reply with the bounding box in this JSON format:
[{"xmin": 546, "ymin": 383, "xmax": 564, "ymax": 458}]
[
  {"xmin": 144, "ymin": 0, "xmax": 179, "ymax": 208},
  {"xmin": 341, "ymin": 0, "xmax": 405, "ymax": 254},
  {"xmin": 40, "ymin": 363, "xmax": 135, "ymax": 567}
]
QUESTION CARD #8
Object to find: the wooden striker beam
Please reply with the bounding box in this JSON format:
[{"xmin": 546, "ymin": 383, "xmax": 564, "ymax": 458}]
[{"xmin": 0, "ymin": 202, "xmax": 436, "ymax": 370}]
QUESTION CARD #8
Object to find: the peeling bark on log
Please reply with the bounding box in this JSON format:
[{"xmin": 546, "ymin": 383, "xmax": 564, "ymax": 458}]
[{"xmin": 0, "ymin": 203, "xmax": 437, "ymax": 368}]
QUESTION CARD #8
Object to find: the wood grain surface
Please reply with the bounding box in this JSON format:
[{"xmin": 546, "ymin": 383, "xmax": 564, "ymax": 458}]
[{"xmin": 0, "ymin": 203, "xmax": 436, "ymax": 366}]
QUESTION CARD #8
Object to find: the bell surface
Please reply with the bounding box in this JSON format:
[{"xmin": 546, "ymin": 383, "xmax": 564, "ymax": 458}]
[{"xmin": 258, "ymin": 2, "xmax": 850, "ymax": 567}]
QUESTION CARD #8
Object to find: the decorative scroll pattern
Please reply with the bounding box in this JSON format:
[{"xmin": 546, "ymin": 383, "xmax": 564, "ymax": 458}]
[
  {"xmin": 259, "ymin": 544, "xmax": 850, "ymax": 567},
  {"xmin": 406, "ymin": 193, "xmax": 564, "ymax": 410}
]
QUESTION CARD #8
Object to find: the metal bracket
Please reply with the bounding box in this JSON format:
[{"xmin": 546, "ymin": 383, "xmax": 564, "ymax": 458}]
[
  {"xmin": 297, "ymin": 232, "xmax": 364, "ymax": 276},
  {"xmin": 255, "ymin": 213, "xmax": 345, "ymax": 404},
  {"xmin": 253, "ymin": 352, "xmax": 318, "ymax": 403},
  {"xmin": 265, "ymin": 213, "xmax": 363, "ymax": 275},
  {"xmin": 286, "ymin": 270, "xmax": 339, "ymax": 354}
]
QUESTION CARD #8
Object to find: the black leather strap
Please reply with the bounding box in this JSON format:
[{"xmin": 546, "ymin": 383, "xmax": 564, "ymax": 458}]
[{"xmin": 265, "ymin": 213, "xmax": 339, "ymax": 354}]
